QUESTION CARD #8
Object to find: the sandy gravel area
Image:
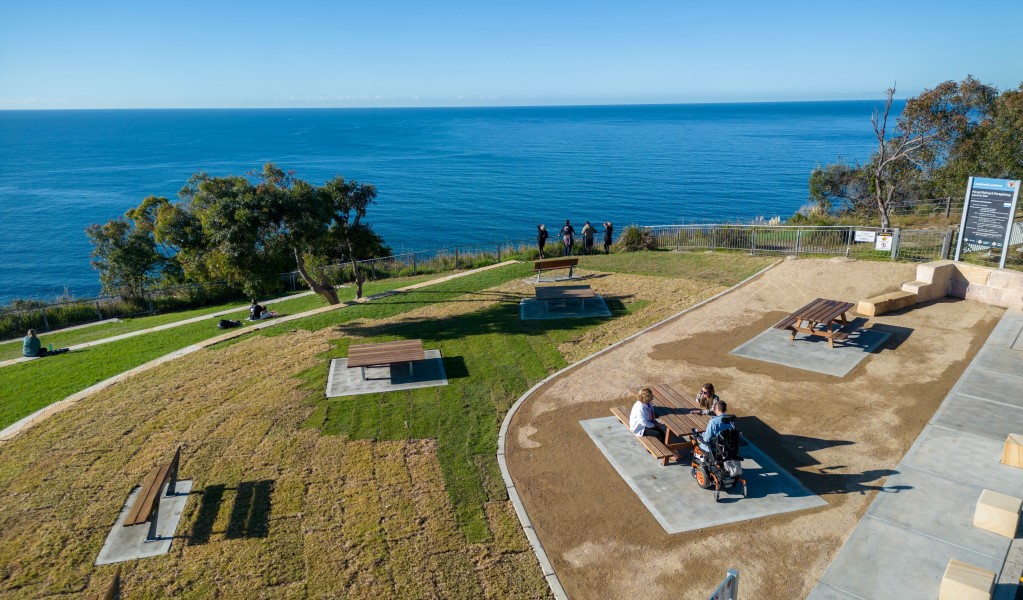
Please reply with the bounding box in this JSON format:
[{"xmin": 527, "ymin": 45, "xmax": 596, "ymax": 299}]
[{"xmin": 505, "ymin": 257, "xmax": 1004, "ymax": 600}]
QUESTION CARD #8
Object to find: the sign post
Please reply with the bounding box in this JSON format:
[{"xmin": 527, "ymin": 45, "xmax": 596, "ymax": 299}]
[
  {"xmin": 708, "ymin": 569, "xmax": 739, "ymax": 600},
  {"xmin": 954, "ymin": 177, "xmax": 1021, "ymax": 268}
]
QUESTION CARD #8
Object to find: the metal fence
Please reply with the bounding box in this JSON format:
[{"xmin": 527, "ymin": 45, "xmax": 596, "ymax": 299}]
[{"xmin": 645, "ymin": 224, "xmax": 956, "ymax": 263}]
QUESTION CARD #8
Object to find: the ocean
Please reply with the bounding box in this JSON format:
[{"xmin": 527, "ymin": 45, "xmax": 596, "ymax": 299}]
[{"xmin": 0, "ymin": 102, "xmax": 892, "ymax": 304}]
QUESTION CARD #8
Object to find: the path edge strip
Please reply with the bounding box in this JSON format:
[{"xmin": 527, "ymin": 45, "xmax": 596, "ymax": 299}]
[
  {"xmin": 0, "ymin": 261, "xmax": 519, "ymax": 443},
  {"xmin": 496, "ymin": 259, "xmax": 782, "ymax": 600}
]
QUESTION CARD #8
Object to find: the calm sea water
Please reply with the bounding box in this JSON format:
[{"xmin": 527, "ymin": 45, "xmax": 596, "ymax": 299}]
[{"xmin": 0, "ymin": 102, "xmax": 893, "ymax": 303}]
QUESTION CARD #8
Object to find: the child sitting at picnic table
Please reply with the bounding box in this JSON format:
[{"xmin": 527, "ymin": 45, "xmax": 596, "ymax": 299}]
[
  {"xmin": 693, "ymin": 383, "xmax": 720, "ymax": 415},
  {"xmin": 630, "ymin": 387, "xmax": 666, "ymax": 442}
]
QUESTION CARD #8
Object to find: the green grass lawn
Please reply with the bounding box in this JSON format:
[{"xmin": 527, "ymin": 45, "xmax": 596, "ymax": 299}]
[
  {"xmin": 0, "ymin": 276, "xmax": 437, "ymax": 361},
  {"xmin": 288, "ymin": 253, "xmax": 774, "ymax": 544},
  {"xmin": 0, "ymin": 275, "xmax": 434, "ymax": 428}
]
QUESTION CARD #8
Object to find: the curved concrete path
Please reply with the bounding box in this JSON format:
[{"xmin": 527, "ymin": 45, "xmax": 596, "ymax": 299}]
[
  {"xmin": 0, "ymin": 261, "xmax": 518, "ymax": 443},
  {"xmin": 496, "ymin": 261, "xmax": 781, "ymax": 600}
]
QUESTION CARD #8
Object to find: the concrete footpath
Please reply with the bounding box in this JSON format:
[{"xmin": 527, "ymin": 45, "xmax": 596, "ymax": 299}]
[{"xmin": 809, "ymin": 309, "xmax": 1023, "ymax": 600}]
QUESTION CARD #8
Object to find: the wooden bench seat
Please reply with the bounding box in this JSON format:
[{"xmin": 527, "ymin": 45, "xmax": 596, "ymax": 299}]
[
  {"xmin": 533, "ymin": 258, "xmax": 579, "ymax": 282},
  {"xmin": 611, "ymin": 406, "xmax": 674, "ymax": 465},
  {"xmin": 124, "ymin": 446, "xmax": 181, "ymax": 541}
]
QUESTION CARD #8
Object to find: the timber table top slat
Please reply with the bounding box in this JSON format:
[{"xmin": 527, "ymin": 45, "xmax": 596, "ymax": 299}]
[
  {"xmin": 534, "ymin": 285, "xmax": 595, "ymax": 301},
  {"xmin": 347, "ymin": 339, "xmax": 426, "ymax": 368}
]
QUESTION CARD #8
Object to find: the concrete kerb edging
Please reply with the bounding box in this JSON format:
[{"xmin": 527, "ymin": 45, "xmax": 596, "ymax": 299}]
[
  {"xmin": 0, "ymin": 261, "xmax": 520, "ymax": 443},
  {"xmin": 496, "ymin": 260, "xmax": 782, "ymax": 600}
]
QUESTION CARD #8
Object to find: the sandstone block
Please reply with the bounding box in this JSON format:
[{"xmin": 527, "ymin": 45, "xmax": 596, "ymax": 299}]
[
  {"xmin": 938, "ymin": 559, "xmax": 995, "ymax": 600},
  {"xmin": 973, "ymin": 488, "xmax": 1021, "ymax": 539},
  {"xmin": 857, "ymin": 290, "xmax": 917, "ymax": 317},
  {"xmin": 1002, "ymin": 433, "xmax": 1023, "ymax": 469}
]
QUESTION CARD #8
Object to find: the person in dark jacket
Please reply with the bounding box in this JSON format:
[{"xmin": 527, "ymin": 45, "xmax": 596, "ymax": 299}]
[
  {"xmin": 560, "ymin": 220, "xmax": 576, "ymax": 256},
  {"xmin": 603, "ymin": 222, "xmax": 614, "ymax": 254},
  {"xmin": 537, "ymin": 224, "xmax": 548, "ymax": 258}
]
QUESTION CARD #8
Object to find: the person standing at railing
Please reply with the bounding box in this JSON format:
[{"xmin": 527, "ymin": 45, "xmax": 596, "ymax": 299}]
[
  {"xmin": 603, "ymin": 222, "xmax": 613, "ymax": 254},
  {"xmin": 582, "ymin": 221, "xmax": 596, "ymax": 255},
  {"xmin": 560, "ymin": 220, "xmax": 576, "ymax": 256},
  {"xmin": 536, "ymin": 224, "xmax": 548, "ymax": 259}
]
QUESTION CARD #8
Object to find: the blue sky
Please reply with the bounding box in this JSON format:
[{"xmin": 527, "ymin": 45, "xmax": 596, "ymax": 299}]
[{"xmin": 1, "ymin": 0, "xmax": 1020, "ymax": 109}]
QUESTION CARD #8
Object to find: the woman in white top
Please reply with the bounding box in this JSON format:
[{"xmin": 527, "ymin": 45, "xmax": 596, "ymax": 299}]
[{"xmin": 629, "ymin": 387, "xmax": 665, "ymax": 442}]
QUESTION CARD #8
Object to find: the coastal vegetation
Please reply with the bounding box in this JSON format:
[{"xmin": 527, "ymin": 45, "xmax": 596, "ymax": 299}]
[
  {"xmin": 802, "ymin": 76, "xmax": 1023, "ymax": 228},
  {"xmin": 0, "ymin": 252, "xmax": 774, "ymax": 598},
  {"xmin": 86, "ymin": 163, "xmax": 390, "ymax": 306}
]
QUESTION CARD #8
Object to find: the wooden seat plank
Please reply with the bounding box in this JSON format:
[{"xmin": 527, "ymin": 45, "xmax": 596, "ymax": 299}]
[
  {"xmin": 347, "ymin": 339, "xmax": 426, "ymax": 369},
  {"xmin": 533, "ymin": 258, "xmax": 579, "ymax": 271},
  {"xmin": 125, "ymin": 463, "xmax": 170, "ymax": 526}
]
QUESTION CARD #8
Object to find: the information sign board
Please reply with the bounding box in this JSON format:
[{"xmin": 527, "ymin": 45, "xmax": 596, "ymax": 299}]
[
  {"xmin": 854, "ymin": 230, "xmax": 876, "ymax": 243},
  {"xmin": 955, "ymin": 177, "xmax": 1021, "ymax": 268},
  {"xmin": 875, "ymin": 234, "xmax": 893, "ymax": 251}
]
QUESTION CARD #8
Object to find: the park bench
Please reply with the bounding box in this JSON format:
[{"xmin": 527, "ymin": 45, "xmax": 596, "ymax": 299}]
[
  {"xmin": 534, "ymin": 285, "xmax": 595, "ymax": 312},
  {"xmin": 85, "ymin": 566, "xmax": 120, "ymax": 600},
  {"xmin": 124, "ymin": 446, "xmax": 181, "ymax": 541},
  {"xmin": 610, "ymin": 384, "xmax": 712, "ymax": 466},
  {"xmin": 533, "ymin": 257, "xmax": 579, "ymax": 282},
  {"xmin": 347, "ymin": 339, "xmax": 426, "ymax": 380},
  {"xmin": 773, "ymin": 297, "xmax": 857, "ymax": 349}
]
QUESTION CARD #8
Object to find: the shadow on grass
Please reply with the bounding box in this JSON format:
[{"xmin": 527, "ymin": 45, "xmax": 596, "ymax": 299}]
[{"xmin": 188, "ymin": 479, "xmax": 274, "ymax": 545}]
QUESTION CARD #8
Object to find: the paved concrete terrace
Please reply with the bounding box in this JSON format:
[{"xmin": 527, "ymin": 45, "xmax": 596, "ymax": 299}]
[
  {"xmin": 810, "ymin": 309, "xmax": 1023, "ymax": 600},
  {"xmin": 731, "ymin": 326, "xmax": 892, "ymax": 378},
  {"xmin": 326, "ymin": 350, "xmax": 449, "ymax": 397},
  {"xmin": 581, "ymin": 416, "xmax": 826, "ymax": 534}
]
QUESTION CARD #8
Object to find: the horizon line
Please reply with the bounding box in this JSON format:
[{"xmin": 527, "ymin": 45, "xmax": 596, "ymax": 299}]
[{"xmin": 0, "ymin": 98, "xmax": 904, "ymax": 112}]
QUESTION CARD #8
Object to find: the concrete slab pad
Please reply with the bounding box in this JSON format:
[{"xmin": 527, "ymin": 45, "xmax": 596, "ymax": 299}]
[
  {"xmin": 729, "ymin": 327, "xmax": 891, "ymax": 378},
  {"xmin": 818, "ymin": 516, "xmax": 1004, "ymax": 600},
  {"xmin": 519, "ymin": 297, "xmax": 612, "ymax": 321},
  {"xmin": 867, "ymin": 466, "xmax": 1011, "ymax": 560},
  {"xmin": 931, "ymin": 395, "xmax": 1023, "ymax": 442},
  {"xmin": 326, "ymin": 350, "xmax": 448, "ymax": 398},
  {"xmin": 987, "ymin": 311, "xmax": 1023, "ymax": 348},
  {"xmin": 805, "ymin": 583, "xmax": 862, "ymax": 600},
  {"xmin": 955, "ymin": 368, "xmax": 1023, "ymax": 409},
  {"xmin": 972, "ymin": 345, "xmax": 1023, "ymax": 376},
  {"xmin": 580, "ymin": 417, "xmax": 825, "ymax": 534},
  {"xmin": 902, "ymin": 426, "xmax": 1023, "ymax": 499},
  {"xmin": 96, "ymin": 480, "xmax": 193, "ymax": 565}
]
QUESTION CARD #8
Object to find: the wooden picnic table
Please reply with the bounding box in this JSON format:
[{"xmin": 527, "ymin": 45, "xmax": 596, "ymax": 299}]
[
  {"xmin": 347, "ymin": 339, "xmax": 426, "ymax": 380},
  {"xmin": 534, "ymin": 285, "xmax": 595, "ymax": 312},
  {"xmin": 611, "ymin": 383, "xmax": 712, "ymax": 465},
  {"xmin": 773, "ymin": 297, "xmax": 856, "ymax": 349}
]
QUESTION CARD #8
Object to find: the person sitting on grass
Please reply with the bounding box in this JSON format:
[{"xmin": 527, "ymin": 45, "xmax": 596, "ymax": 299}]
[
  {"xmin": 630, "ymin": 387, "xmax": 666, "ymax": 443},
  {"xmin": 22, "ymin": 329, "xmax": 68, "ymax": 358},
  {"xmin": 698, "ymin": 399, "xmax": 734, "ymax": 452},
  {"xmin": 249, "ymin": 300, "xmax": 279, "ymax": 320},
  {"xmin": 693, "ymin": 382, "xmax": 720, "ymax": 415}
]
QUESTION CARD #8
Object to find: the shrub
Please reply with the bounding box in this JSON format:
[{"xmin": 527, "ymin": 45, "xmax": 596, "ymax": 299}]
[{"xmin": 614, "ymin": 225, "xmax": 657, "ymax": 252}]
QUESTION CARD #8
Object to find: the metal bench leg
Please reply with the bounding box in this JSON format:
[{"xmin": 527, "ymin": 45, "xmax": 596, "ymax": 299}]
[
  {"xmin": 409, "ymin": 361, "xmax": 414, "ymax": 377},
  {"xmin": 146, "ymin": 494, "xmax": 161, "ymax": 541},
  {"xmin": 361, "ymin": 366, "xmax": 366, "ymax": 380},
  {"xmin": 536, "ymin": 270, "xmax": 542, "ymax": 283}
]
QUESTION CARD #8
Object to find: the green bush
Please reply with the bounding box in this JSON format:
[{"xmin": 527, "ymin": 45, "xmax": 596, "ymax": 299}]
[{"xmin": 614, "ymin": 225, "xmax": 657, "ymax": 252}]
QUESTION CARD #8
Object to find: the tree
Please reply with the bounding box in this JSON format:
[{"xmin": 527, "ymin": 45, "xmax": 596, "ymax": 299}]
[
  {"xmin": 85, "ymin": 211, "xmax": 165, "ymax": 301},
  {"xmin": 156, "ymin": 164, "xmax": 389, "ymax": 304},
  {"xmin": 868, "ymin": 85, "xmax": 933, "ymax": 229}
]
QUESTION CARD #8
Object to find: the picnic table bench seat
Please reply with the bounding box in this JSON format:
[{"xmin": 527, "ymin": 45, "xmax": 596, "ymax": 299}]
[
  {"xmin": 611, "ymin": 406, "xmax": 674, "ymax": 465},
  {"xmin": 533, "ymin": 257, "xmax": 579, "ymax": 281}
]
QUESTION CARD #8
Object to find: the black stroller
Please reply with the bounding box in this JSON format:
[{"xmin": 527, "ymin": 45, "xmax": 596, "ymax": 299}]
[{"xmin": 691, "ymin": 416, "xmax": 747, "ymax": 501}]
